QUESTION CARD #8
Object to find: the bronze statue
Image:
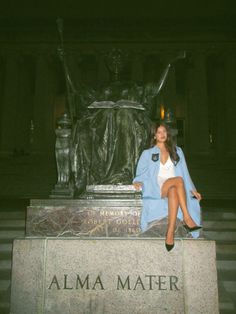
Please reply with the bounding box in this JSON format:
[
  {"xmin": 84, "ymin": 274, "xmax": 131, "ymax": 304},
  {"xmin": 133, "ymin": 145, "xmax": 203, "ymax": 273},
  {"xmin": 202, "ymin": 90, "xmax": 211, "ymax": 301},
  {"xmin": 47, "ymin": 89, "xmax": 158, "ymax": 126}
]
[{"xmin": 53, "ymin": 18, "xmax": 185, "ymax": 196}]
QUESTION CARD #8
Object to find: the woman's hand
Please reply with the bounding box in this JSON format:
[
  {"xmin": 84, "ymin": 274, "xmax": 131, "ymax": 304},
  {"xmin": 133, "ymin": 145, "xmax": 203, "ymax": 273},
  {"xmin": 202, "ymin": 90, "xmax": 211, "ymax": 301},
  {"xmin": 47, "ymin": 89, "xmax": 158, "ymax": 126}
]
[
  {"xmin": 133, "ymin": 182, "xmax": 143, "ymax": 191},
  {"xmin": 191, "ymin": 190, "xmax": 202, "ymax": 201}
]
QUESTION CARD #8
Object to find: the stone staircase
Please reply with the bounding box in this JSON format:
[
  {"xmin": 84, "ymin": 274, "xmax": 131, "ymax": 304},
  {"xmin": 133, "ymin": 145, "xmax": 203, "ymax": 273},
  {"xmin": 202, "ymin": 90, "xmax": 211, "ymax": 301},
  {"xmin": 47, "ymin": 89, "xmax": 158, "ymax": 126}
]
[
  {"xmin": 202, "ymin": 200, "xmax": 236, "ymax": 314},
  {"xmin": 0, "ymin": 199, "xmax": 27, "ymax": 314},
  {"xmin": 0, "ymin": 198, "xmax": 235, "ymax": 314}
]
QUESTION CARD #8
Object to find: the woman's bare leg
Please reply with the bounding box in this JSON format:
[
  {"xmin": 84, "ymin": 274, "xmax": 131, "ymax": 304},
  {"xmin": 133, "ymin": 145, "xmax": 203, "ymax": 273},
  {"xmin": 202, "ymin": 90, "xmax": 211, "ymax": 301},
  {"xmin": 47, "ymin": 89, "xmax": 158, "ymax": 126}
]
[
  {"xmin": 166, "ymin": 186, "xmax": 179, "ymax": 245},
  {"xmin": 161, "ymin": 177, "xmax": 198, "ymax": 228}
]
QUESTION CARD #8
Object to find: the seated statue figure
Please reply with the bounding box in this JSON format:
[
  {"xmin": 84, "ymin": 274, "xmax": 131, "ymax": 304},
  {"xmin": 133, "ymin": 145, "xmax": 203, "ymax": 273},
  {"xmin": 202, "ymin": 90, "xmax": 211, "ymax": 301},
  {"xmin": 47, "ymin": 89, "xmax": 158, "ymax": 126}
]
[
  {"xmin": 59, "ymin": 48, "xmax": 185, "ymax": 194},
  {"xmin": 72, "ymin": 81, "xmax": 154, "ymax": 192}
]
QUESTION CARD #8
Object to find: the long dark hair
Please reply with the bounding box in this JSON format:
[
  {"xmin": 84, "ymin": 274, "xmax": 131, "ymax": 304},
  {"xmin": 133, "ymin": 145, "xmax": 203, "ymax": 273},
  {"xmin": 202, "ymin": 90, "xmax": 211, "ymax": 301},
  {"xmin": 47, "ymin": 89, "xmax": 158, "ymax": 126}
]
[{"xmin": 151, "ymin": 121, "xmax": 180, "ymax": 165}]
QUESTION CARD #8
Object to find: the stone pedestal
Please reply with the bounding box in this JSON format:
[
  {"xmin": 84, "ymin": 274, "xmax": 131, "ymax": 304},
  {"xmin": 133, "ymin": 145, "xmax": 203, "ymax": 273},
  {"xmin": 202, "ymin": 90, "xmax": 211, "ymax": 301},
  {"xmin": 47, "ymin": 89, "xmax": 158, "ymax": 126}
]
[
  {"xmin": 26, "ymin": 198, "xmax": 190, "ymax": 238},
  {"xmin": 10, "ymin": 238, "xmax": 219, "ymax": 314},
  {"xmin": 26, "ymin": 198, "xmax": 142, "ymax": 237}
]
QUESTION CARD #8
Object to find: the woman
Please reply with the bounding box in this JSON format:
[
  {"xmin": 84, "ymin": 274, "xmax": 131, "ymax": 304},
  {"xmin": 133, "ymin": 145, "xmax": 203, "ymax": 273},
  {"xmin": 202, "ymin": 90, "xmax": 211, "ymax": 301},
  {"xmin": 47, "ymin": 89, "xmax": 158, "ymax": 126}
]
[{"xmin": 133, "ymin": 122, "xmax": 202, "ymax": 251}]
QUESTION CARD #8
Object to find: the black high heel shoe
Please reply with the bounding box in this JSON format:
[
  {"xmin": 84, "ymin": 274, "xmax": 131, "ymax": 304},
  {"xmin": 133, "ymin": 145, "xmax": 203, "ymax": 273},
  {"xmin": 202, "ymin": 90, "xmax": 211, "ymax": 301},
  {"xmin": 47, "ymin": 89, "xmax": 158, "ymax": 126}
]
[
  {"xmin": 165, "ymin": 242, "xmax": 175, "ymax": 252},
  {"xmin": 183, "ymin": 223, "xmax": 202, "ymax": 232},
  {"xmin": 165, "ymin": 232, "xmax": 175, "ymax": 252}
]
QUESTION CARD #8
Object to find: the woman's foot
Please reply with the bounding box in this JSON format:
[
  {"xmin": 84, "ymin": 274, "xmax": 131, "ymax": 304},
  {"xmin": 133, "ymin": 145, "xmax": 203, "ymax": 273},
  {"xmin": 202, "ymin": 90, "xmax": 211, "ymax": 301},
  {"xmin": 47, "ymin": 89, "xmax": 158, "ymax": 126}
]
[
  {"xmin": 183, "ymin": 216, "xmax": 202, "ymax": 232},
  {"xmin": 165, "ymin": 229, "xmax": 175, "ymax": 252}
]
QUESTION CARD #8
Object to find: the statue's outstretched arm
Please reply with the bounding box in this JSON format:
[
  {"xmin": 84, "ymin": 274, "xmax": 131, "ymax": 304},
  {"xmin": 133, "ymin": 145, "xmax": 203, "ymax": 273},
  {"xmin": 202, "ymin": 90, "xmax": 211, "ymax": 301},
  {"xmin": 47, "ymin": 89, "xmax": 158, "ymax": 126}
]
[
  {"xmin": 145, "ymin": 51, "xmax": 186, "ymax": 98},
  {"xmin": 57, "ymin": 47, "xmax": 77, "ymax": 94},
  {"xmin": 56, "ymin": 18, "xmax": 78, "ymax": 120}
]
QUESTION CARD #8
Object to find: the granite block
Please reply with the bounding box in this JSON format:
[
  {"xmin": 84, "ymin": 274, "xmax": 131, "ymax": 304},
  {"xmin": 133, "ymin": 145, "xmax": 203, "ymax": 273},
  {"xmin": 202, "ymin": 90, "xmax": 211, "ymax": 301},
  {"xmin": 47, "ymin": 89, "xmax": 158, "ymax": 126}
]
[
  {"xmin": 183, "ymin": 240, "xmax": 219, "ymax": 313},
  {"xmin": 10, "ymin": 238, "xmax": 219, "ymax": 314},
  {"xmin": 44, "ymin": 239, "xmax": 183, "ymax": 314},
  {"xmin": 10, "ymin": 239, "xmax": 45, "ymax": 314}
]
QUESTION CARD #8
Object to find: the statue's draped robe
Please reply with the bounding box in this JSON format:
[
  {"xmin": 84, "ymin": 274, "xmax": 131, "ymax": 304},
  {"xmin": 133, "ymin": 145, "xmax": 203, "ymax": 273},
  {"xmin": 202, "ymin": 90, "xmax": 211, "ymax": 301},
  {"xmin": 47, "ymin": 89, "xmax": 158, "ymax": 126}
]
[{"xmin": 71, "ymin": 81, "xmax": 156, "ymax": 192}]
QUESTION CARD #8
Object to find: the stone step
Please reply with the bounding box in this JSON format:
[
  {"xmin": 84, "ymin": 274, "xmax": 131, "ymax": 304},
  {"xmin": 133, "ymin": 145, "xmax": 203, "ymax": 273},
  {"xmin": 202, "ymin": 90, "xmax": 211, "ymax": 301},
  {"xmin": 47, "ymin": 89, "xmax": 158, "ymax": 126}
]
[
  {"xmin": 0, "ymin": 243, "xmax": 12, "ymax": 253},
  {"xmin": 216, "ymin": 243, "xmax": 236, "ymax": 255},
  {"xmin": 203, "ymin": 212, "xmax": 236, "ymax": 221},
  {"xmin": 203, "ymin": 231, "xmax": 236, "ymax": 241},
  {"xmin": 218, "ymin": 281, "xmax": 235, "ymax": 313},
  {"xmin": 217, "ymin": 268, "xmax": 236, "ymax": 282},
  {"xmin": 0, "ymin": 220, "xmax": 25, "ymax": 228},
  {"xmin": 0, "ymin": 303, "xmax": 10, "ymax": 314},
  {"xmin": 0, "ymin": 251, "xmax": 12, "ymax": 260},
  {"xmin": 0, "ymin": 286, "xmax": 10, "ymax": 300},
  {"xmin": 0, "ymin": 239, "xmax": 13, "ymax": 245},
  {"xmin": 0, "ymin": 242, "xmax": 13, "ymax": 264},
  {"xmin": 0, "ymin": 281, "xmax": 10, "ymax": 314},
  {"xmin": 0, "ymin": 202, "xmax": 30, "ymax": 314},
  {"xmin": 202, "ymin": 208, "xmax": 236, "ymax": 221},
  {"xmin": 0, "ymin": 289, "xmax": 11, "ymax": 304},
  {"xmin": 0, "ymin": 260, "xmax": 11, "ymax": 271},
  {"xmin": 219, "ymin": 300, "xmax": 235, "ymax": 313},
  {"xmin": 217, "ymin": 260, "xmax": 236, "ymax": 271},
  {"xmin": 0, "ymin": 211, "xmax": 25, "ymax": 220},
  {"xmin": 0, "ymin": 269, "xmax": 11, "ymax": 280},
  {"xmin": 0, "ymin": 280, "xmax": 10, "ymax": 292},
  {"xmin": 216, "ymin": 251, "xmax": 236, "ymax": 261},
  {"xmin": 222, "ymin": 281, "xmax": 236, "ymax": 294},
  {"xmin": 0, "ymin": 230, "xmax": 25, "ymax": 239},
  {"xmin": 219, "ymin": 305, "xmax": 236, "ymax": 314},
  {"xmin": 203, "ymin": 221, "xmax": 236, "ymax": 230},
  {"xmin": 219, "ymin": 299, "xmax": 235, "ymax": 313},
  {"xmin": 0, "ymin": 226, "xmax": 25, "ymax": 234}
]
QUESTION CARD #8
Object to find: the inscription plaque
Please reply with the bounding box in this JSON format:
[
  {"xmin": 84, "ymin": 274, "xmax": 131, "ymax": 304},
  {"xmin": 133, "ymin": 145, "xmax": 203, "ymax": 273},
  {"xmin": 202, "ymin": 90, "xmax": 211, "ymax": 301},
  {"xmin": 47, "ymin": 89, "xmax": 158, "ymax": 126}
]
[{"xmin": 26, "ymin": 199, "xmax": 142, "ymax": 237}]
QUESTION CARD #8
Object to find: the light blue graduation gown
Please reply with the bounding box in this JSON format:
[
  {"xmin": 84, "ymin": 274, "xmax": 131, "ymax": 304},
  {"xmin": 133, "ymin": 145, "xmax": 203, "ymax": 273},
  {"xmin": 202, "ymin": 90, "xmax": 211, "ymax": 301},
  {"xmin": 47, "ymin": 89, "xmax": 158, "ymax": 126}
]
[{"xmin": 133, "ymin": 145, "xmax": 201, "ymax": 238}]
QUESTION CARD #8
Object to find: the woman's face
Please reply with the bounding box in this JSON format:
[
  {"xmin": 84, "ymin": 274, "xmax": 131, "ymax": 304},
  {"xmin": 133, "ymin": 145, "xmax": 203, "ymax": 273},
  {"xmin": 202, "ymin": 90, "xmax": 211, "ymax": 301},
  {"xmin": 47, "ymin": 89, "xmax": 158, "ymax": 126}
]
[{"xmin": 156, "ymin": 125, "xmax": 167, "ymax": 143}]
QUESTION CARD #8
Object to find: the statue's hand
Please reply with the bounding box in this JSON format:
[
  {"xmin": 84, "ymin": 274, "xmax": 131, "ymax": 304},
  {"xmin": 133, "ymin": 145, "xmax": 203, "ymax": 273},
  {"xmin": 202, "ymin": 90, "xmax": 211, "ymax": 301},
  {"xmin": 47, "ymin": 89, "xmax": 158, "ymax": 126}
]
[{"xmin": 133, "ymin": 182, "xmax": 143, "ymax": 191}]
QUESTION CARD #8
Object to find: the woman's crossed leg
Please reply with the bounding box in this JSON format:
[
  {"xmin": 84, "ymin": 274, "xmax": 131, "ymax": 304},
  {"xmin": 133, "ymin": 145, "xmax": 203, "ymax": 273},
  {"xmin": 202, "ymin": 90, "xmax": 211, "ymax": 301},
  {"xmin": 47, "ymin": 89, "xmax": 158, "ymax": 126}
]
[{"xmin": 161, "ymin": 176, "xmax": 199, "ymax": 245}]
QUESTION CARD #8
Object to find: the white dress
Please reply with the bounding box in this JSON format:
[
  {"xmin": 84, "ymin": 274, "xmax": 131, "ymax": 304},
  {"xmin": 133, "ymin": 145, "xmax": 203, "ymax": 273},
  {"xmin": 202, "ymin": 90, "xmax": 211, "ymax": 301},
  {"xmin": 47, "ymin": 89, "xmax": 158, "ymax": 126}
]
[{"xmin": 157, "ymin": 155, "xmax": 176, "ymax": 191}]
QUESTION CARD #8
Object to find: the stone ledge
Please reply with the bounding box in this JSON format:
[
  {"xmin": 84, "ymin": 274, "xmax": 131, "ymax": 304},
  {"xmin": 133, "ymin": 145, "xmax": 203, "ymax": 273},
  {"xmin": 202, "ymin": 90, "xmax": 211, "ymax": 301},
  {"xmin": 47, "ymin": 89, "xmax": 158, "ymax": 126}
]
[{"xmin": 26, "ymin": 200, "xmax": 191, "ymax": 238}]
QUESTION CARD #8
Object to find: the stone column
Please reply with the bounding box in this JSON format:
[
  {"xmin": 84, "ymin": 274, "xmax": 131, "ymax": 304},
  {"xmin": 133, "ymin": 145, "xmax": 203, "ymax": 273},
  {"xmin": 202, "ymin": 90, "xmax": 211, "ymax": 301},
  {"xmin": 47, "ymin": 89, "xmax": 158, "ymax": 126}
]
[
  {"xmin": 14, "ymin": 55, "xmax": 35, "ymax": 154},
  {"xmin": 185, "ymin": 51, "xmax": 210, "ymax": 156},
  {"xmin": 0, "ymin": 56, "xmax": 5, "ymax": 151},
  {"xmin": 224, "ymin": 51, "xmax": 236, "ymax": 157},
  {"xmin": 0, "ymin": 53, "xmax": 19, "ymax": 154},
  {"xmin": 209, "ymin": 53, "xmax": 227, "ymax": 161},
  {"xmin": 33, "ymin": 54, "xmax": 55, "ymax": 153}
]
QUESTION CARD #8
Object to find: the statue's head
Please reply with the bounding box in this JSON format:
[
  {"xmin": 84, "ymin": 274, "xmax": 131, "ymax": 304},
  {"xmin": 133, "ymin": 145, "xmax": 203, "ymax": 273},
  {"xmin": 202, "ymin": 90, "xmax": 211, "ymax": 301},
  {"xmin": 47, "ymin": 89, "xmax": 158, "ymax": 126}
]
[{"xmin": 103, "ymin": 86, "xmax": 112, "ymax": 100}]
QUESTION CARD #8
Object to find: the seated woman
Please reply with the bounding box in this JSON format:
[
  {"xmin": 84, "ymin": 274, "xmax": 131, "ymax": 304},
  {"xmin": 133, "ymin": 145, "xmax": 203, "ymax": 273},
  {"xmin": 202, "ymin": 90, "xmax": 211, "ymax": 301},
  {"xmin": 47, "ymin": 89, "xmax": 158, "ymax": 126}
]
[{"xmin": 133, "ymin": 122, "xmax": 202, "ymax": 251}]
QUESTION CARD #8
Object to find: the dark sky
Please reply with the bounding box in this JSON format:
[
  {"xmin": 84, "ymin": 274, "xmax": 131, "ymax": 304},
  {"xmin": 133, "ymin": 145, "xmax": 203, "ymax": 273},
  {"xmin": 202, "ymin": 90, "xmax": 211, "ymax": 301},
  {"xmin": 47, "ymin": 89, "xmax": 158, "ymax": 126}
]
[{"xmin": 1, "ymin": 0, "xmax": 236, "ymax": 19}]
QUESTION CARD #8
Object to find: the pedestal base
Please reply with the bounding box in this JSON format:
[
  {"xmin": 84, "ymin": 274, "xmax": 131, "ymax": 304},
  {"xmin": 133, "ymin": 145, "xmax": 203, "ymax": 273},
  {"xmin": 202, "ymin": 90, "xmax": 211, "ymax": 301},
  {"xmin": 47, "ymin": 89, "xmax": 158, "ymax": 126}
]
[
  {"xmin": 10, "ymin": 238, "xmax": 219, "ymax": 314},
  {"xmin": 50, "ymin": 183, "xmax": 74, "ymax": 199}
]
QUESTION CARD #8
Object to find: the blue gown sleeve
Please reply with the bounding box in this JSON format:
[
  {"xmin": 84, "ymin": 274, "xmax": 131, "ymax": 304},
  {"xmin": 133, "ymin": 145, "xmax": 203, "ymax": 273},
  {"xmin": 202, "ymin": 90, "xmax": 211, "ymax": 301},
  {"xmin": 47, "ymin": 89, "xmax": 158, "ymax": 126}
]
[
  {"xmin": 133, "ymin": 150, "xmax": 149, "ymax": 184},
  {"xmin": 178, "ymin": 147, "xmax": 196, "ymax": 191}
]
